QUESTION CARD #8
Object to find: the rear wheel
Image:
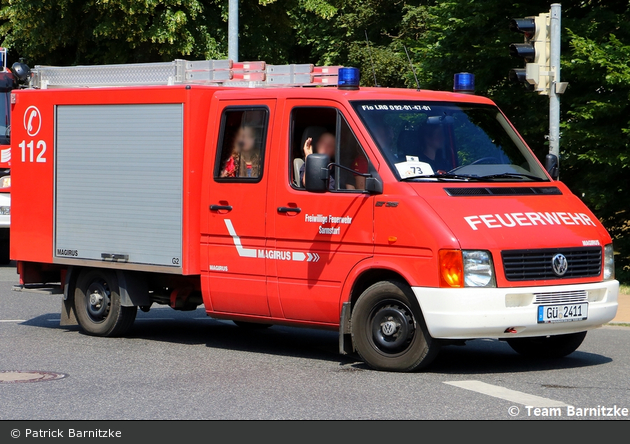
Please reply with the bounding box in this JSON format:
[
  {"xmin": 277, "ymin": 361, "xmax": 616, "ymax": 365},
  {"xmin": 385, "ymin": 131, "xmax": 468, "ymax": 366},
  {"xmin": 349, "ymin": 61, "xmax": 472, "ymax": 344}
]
[
  {"xmin": 74, "ymin": 269, "xmax": 137, "ymax": 337},
  {"xmin": 507, "ymin": 331, "xmax": 587, "ymax": 358},
  {"xmin": 351, "ymin": 280, "xmax": 440, "ymax": 372}
]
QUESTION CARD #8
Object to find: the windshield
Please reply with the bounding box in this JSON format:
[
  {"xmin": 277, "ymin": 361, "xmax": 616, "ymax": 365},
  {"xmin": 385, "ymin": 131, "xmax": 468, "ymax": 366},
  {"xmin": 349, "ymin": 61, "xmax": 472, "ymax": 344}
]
[
  {"xmin": 352, "ymin": 101, "xmax": 548, "ymax": 182},
  {"xmin": 0, "ymin": 92, "xmax": 9, "ymax": 145}
]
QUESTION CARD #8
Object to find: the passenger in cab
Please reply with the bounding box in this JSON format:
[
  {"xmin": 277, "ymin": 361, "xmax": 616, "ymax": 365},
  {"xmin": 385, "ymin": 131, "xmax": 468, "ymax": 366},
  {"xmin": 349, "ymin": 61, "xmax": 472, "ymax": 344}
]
[
  {"xmin": 300, "ymin": 132, "xmax": 336, "ymax": 189},
  {"xmin": 418, "ymin": 124, "xmax": 452, "ymax": 173},
  {"xmin": 220, "ymin": 124, "xmax": 261, "ymax": 178}
]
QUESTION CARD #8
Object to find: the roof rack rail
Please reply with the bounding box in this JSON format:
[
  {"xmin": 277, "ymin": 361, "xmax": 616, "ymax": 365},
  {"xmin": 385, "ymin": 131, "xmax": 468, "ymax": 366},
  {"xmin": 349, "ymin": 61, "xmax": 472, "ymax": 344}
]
[{"xmin": 30, "ymin": 59, "xmax": 342, "ymax": 89}]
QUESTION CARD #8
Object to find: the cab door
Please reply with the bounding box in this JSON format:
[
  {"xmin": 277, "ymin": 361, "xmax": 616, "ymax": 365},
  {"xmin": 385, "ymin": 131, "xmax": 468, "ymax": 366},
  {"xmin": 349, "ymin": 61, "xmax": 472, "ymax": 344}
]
[
  {"xmin": 269, "ymin": 101, "xmax": 375, "ymax": 324},
  {"xmin": 205, "ymin": 101, "xmax": 275, "ymax": 316}
]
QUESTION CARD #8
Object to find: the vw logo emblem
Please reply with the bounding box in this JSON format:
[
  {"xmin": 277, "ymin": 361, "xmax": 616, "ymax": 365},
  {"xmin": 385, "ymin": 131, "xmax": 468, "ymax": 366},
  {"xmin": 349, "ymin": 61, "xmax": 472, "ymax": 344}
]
[
  {"xmin": 381, "ymin": 321, "xmax": 398, "ymax": 336},
  {"xmin": 552, "ymin": 253, "xmax": 568, "ymax": 276}
]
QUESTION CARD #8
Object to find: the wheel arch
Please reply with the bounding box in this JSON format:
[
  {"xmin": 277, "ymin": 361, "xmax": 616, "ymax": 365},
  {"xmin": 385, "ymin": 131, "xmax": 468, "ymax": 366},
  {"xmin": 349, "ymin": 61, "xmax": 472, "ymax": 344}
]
[
  {"xmin": 349, "ymin": 269, "xmax": 412, "ymax": 308},
  {"xmin": 339, "ymin": 259, "xmax": 416, "ymax": 311}
]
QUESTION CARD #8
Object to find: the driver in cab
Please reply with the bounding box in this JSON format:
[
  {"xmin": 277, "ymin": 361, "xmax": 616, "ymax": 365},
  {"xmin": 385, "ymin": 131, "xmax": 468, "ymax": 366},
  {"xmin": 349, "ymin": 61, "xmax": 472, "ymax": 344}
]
[
  {"xmin": 418, "ymin": 124, "xmax": 452, "ymax": 173},
  {"xmin": 300, "ymin": 132, "xmax": 336, "ymax": 189}
]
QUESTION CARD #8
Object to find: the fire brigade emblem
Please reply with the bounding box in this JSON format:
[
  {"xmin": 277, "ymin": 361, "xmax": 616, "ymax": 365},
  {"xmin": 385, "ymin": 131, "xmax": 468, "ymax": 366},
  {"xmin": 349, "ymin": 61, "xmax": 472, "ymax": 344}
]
[{"xmin": 551, "ymin": 253, "xmax": 568, "ymax": 276}]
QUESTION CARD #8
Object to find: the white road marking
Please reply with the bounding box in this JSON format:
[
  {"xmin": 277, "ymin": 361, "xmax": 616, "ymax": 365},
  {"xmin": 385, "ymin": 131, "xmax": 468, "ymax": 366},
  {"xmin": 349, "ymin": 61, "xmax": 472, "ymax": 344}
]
[
  {"xmin": 0, "ymin": 320, "xmax": 26, "ymax": 323},
  {"xmin": 444, "ymin": 380, "xmax": 567, "ymax": 407}
]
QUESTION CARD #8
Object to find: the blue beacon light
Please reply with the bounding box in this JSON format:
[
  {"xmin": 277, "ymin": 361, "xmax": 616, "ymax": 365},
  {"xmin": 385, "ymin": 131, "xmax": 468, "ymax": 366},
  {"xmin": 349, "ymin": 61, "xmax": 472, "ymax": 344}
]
[
  {"xmin": 338, "ymin": 67, "xmax": 360, "ymax": 90},
  {"xmin": 453, "ymin": 72, "xmax": 475, "ymax": 94}
]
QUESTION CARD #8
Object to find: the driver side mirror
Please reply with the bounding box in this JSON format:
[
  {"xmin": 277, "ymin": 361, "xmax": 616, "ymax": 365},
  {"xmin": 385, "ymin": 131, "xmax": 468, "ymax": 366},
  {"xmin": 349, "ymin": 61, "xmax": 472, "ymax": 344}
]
[
  {"xmin": 305, "ymin": 153, "xmax": 384, "ymax": 194},
  {"xmin": 545, "ymin": 154, "xmax": 559, "ymax": 180},
  {"xmin": 304, "ymin": 154, "xmax": 330, "ymax": 192}
]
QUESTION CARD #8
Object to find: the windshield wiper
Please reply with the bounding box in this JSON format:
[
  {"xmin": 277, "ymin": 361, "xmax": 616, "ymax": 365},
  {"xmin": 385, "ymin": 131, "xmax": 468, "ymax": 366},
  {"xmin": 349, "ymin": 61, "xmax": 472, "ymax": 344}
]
[
  {"xmin": 400, "ymin": 173, "xmax": 483, "ymax": 181},
  {"xmin": 478, "ymin": 172, "xmax": 544, "ymax": 181}
]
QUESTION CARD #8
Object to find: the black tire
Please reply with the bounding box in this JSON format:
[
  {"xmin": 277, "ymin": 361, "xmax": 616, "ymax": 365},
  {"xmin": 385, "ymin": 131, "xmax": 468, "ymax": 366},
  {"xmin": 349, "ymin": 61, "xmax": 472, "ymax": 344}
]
[
  {"xmin": 74, "ymin": 269, "xmax": 137, "ymax": 337},
  {"xmin": 351, "ymin": 280, "xmax": 440, "ymax": 372},
  {"xmin": 507, "ymin": 331, "xmax": 587, "ymax": 358},
  {"xmin": 0, "ymin": 238, "xmax": 9, "ymax": 265},
  {"xmin": 233, "ymin": 320, "xmax": 272, "ymax": 330}
]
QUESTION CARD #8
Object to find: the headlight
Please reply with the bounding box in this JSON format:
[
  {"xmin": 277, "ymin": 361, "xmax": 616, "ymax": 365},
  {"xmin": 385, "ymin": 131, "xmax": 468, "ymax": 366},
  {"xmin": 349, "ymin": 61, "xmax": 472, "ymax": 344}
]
[
  {"xmin": 0, "ymin": 206, "xmax": 9, "ymax": 215},
  {"xmin": 0, "ymin": 176, "xmax": 9, "ymax": 188},
  {"xmin": 463, "ymin": 250, "xmax": 496, "ymax": 287},
  {"xmin": 604, "ymin": 244, "xmax": 615, "ymax": 280}
]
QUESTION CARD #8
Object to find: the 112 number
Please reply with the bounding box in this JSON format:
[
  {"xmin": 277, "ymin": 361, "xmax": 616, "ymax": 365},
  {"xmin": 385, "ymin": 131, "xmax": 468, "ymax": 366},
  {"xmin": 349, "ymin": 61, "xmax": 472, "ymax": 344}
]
[{"xmin": 19, "ymin": 140, "xmax": 47, "ymax": 163}]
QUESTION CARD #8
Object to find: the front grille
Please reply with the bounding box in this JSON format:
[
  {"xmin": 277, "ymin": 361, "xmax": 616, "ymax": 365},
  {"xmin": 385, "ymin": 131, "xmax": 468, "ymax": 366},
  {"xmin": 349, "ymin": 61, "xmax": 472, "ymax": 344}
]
[
  {"xmin": 502, "ymin": 247, "xmax": 602, "ymax": 281},
  {"xmin": 534, "ymin": 290, "xmax": 588, "ymax": 305}
]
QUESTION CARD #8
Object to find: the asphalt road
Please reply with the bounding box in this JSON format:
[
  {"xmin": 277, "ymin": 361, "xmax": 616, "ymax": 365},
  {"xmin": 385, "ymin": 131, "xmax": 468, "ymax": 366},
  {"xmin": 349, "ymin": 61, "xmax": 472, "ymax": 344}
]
[{"xmin": 0, "ymin": 263, "xmax": 628, "ymax": 420}]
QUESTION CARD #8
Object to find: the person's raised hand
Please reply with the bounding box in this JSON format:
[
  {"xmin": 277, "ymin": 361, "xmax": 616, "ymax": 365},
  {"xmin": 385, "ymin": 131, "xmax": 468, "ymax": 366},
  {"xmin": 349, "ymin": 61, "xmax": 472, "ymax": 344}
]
[{"xmin": 303, "ymin": 137, "xmax": 313, "ymax": 157}]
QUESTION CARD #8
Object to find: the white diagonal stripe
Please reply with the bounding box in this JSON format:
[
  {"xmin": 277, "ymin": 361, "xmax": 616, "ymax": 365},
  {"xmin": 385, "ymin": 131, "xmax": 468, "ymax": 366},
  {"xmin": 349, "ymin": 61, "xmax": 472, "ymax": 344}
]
[
  {"xmin": 444, "ymin": 380, "xmax": 567, "ymax": 407},
  {"xmin": 224, "ymin": 219, "xmax": 257, "ymax": 258}
]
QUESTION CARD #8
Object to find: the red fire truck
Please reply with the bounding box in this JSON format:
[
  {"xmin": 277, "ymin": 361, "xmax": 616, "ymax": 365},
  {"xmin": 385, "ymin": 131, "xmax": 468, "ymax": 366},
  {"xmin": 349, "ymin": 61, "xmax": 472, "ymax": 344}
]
[{"xmin": 11, "ymin": 60, "xmax": 618, "ymax": 371}]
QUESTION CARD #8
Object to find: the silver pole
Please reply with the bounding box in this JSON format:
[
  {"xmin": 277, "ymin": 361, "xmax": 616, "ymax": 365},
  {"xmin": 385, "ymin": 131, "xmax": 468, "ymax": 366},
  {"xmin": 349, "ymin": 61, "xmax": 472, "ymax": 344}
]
[
  {"xmin": 228, "ymin": 0, "xmax": 239, "ymax": 62},
  {"xmin": 549, "ymin": 4, "xmax": 561, "ymax": 171}
]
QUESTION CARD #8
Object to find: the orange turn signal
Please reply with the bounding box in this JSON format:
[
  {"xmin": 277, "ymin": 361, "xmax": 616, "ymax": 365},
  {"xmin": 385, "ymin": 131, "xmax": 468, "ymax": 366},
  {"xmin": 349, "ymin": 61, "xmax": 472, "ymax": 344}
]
[{"xmin": 438, "ymin": 249, "xmax": 464, "ymax": 288}]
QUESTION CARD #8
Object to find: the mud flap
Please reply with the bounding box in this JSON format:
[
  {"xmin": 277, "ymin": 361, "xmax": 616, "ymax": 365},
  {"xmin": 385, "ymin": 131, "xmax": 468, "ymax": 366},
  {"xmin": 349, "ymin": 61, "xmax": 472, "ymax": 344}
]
[
  {"xmin": 60, "ymin": 267, "xmax": 78, "ymax": 326},
  {"xmin": 339, "ymin": 302, "xmax": 354, "ymax": 355},
  {"xmin": 60, "ymin": 297, "xmax": 77, "ymax": 326},
  {"xmin": 116, "ymin": 270, "xmax": 150, "ymax": 307}
]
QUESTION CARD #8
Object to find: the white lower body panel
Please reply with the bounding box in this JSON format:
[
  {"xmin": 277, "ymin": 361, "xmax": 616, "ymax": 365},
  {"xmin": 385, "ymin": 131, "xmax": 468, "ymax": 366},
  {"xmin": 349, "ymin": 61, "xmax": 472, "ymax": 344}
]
[{"xmin": 413, "ymin": 280, "xmax": 619, "ymax": 339}]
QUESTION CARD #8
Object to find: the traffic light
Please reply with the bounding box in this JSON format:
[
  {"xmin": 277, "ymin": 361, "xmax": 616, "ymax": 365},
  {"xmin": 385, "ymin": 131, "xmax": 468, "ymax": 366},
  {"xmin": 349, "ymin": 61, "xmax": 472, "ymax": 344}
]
[{"xmin": 509, "ymin": 13, "xmax": 550, "ymax": 94}]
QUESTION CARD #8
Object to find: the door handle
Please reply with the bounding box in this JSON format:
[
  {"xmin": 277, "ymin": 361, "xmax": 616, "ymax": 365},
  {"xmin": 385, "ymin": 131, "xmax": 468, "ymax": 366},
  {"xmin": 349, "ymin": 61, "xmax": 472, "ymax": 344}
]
[
  {"xmin": 210, "ymin": 205, "xmax": 233, "ymax": 212},
  {"xmin": 277, "ymin": 206, "xmax": 301, "ymax": 214}
]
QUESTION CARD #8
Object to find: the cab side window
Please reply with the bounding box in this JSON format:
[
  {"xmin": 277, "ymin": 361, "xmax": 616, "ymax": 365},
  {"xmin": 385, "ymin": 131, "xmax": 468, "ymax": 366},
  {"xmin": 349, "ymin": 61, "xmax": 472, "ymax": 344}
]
[
  {"xmin": 215, "ymin": 108, "xmax": 268, "ymax": 181},
  {"xmin": 289, "ymin": 107, "xmax": 370, "ymax": 192},
  {"xmin": 337, "ymin": 116, "xmax": 370, "ymax": 191}
]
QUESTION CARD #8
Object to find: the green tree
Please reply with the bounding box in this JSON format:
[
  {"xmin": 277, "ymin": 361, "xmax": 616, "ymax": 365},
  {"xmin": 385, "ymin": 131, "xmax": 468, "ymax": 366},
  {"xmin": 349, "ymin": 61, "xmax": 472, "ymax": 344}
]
[{"xmin": 0, "ymin": 0, "xmax": 224, "ymax": 64}]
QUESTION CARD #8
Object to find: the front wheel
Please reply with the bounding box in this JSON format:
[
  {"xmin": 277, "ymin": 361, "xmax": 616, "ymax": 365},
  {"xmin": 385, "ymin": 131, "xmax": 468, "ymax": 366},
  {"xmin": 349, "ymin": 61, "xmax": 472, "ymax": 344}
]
[
  {"xmin": 74, "ymin": 269, "xmax": 137, "ymax": 337},
  {"xmin": 351, "ymin": 280, "xmax": 440, "ymax": 372},
  {"xmin": 507, "ymin": 331, "xmax": 587, "ymax": 358}
]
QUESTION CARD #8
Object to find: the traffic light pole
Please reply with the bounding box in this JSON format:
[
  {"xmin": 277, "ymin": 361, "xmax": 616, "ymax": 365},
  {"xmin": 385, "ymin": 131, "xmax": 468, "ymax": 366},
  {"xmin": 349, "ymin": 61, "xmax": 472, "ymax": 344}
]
[{"xmin": 549, "ymin": 4, "xmax": 562, "ymax": 170}]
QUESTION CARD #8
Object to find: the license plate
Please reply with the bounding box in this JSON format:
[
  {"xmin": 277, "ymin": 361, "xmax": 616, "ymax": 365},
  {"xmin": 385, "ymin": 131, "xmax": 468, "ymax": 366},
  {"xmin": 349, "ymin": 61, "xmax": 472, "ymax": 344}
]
[{"xmin": 537, "ymin": 303, "xmax": 588, "ymax": 324}]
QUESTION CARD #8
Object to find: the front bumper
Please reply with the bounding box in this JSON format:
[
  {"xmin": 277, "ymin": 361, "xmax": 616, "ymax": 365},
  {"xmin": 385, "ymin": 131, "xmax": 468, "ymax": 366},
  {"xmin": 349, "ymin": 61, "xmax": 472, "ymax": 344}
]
[{"xmin": 413, "ymin": 280, "xmax": 619, "ymax": 339}]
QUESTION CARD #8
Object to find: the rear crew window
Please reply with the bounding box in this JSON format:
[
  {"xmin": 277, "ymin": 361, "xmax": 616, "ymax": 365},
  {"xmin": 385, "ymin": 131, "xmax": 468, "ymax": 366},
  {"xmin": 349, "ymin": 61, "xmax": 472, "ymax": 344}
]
[{"xmin": 214, "ymin": 107, "xmax": 269, "ymax": 182}]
